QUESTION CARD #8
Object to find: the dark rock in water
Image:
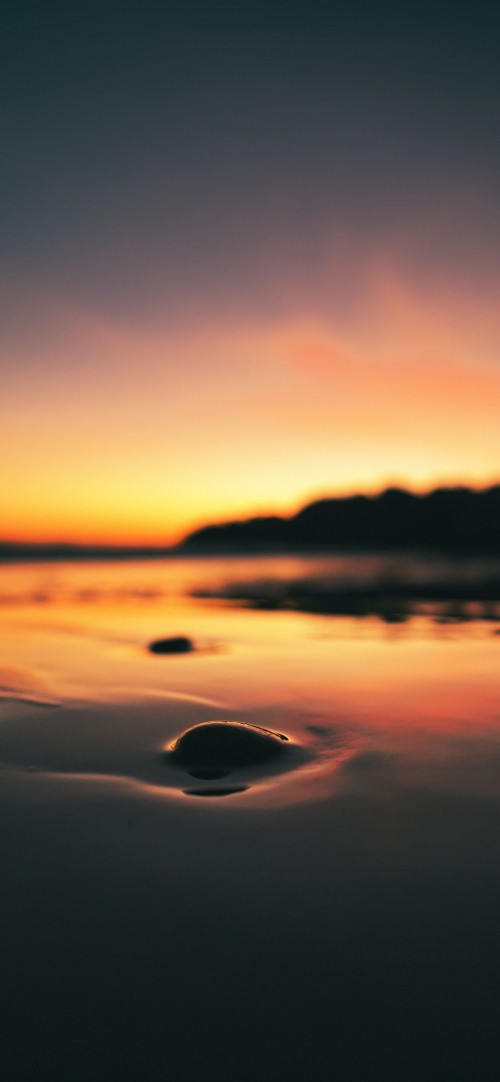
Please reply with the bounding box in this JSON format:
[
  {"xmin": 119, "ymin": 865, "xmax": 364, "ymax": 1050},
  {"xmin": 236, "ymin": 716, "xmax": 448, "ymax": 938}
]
[
  {"xmin": 169, "ymin": 720, "xmax": 289, "ymax": 771},
  {"xmin": 148, "ymin": 636, "xmax": 194, "ymax": 655}
]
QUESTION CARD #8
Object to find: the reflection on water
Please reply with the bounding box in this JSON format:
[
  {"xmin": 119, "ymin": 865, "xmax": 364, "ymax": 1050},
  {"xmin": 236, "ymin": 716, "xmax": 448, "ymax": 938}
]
[
  {"xmin": 0, "ymin": 555, "xmax": 500, "ymax": 804},
  {"xmin": 2, "ymin": 550, "xmax": 500, "ymax": 605},
  {"xmin": 0, "ymin": 664, "xmax": 59, "ymax": 706},
  {"xmin": 3, "ymin": 557, "xmax": 500, "ymax": 1080}
]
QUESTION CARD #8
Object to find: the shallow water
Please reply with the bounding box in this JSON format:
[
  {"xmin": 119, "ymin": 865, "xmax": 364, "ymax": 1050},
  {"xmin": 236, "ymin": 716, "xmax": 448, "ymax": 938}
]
[{"xmin": 2, "ymin": 556, "xmax": 500, "ymax": 1080}]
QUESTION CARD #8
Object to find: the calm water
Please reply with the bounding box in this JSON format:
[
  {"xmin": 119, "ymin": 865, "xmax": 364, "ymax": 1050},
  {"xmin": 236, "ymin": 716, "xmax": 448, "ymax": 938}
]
[{"xmin": 2, "ymin": 556, "xmax": 500, "ymax": 1079}]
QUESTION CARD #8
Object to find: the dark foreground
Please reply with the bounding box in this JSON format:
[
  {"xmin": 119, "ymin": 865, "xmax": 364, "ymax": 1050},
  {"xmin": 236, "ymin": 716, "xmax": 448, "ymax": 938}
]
[
  {"xmin": 3, "ymin": 775, "xmax": 500, "ymax": 1080},
  {"xmin": 1, "ymin": 556, "xmax": 500, "ymax": 1081},
  {"xmin": 3, "ymin": 768, "xmax": 500, "ymax": 1081}
]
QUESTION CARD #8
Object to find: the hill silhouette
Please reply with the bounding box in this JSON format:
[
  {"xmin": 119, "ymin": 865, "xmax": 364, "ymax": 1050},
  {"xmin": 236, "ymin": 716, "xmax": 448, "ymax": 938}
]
[
  {"xmin": 180, "ymin": 486, "xmax": 500, "ymax": 554},
  {"xmin": 2, "ymin": 486, "xmax": 500, "ymax": 561}
]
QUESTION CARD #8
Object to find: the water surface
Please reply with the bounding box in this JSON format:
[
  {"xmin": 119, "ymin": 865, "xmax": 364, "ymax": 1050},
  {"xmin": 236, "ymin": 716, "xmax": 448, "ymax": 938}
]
[{"xmin": 1, "ymin": 556, "xmax": 500, "ymax": 1079}]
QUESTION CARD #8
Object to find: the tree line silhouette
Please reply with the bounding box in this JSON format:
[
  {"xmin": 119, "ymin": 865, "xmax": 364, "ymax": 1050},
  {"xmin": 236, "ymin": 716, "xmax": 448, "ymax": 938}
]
[
  {"xmin": 2, "ymin": 486, "xmax": 500, "ymax": 560},
  {"xmin": 180, "ymin": 486, "xmax": 500, "ymax": 553}
]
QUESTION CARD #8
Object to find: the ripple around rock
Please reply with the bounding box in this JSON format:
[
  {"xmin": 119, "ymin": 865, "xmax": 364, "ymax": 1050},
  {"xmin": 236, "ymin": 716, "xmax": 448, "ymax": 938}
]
[
  {"xmin": 168, "ymin": 720, "xmax": 289, "ymax": 773},
  {"xmin": 148, "ymin": 636, "xmax": 194, "ymax": 655}
]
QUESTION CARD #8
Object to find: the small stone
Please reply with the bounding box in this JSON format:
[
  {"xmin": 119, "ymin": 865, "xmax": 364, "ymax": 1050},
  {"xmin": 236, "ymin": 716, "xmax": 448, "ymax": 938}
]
[
  {"xmin": 148, "ymin": 636, "xmax": 194, "ymax": 655},
  {"xmin": 168, "ymin": 720, "xmax": 289, "ymax": 771}
]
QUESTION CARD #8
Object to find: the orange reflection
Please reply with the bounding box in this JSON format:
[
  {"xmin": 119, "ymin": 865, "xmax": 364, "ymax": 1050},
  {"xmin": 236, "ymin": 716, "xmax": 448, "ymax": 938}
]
[{"xmin": 1, "ymin": 556, "xmax": 500, "ymax": 810}]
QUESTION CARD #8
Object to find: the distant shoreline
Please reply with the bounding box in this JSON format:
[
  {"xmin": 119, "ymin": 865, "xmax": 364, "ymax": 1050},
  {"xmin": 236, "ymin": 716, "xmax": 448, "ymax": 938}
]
[
  {"xmin": 4, "ymin": 483, "xmax": 500, "ymax": 561},
  {"xmin": 0, "ymin": 543, "xmax": 176, "ymax": 564}
]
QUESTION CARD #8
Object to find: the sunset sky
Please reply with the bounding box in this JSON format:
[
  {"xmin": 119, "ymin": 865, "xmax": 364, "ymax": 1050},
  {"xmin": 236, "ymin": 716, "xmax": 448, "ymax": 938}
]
[{"xmin": 2, "ymin": 1, "xmax": 500, "ymax": 544}]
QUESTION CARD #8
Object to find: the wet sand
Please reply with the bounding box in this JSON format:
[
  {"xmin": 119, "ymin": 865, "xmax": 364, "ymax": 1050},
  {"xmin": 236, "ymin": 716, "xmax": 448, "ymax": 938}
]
[{"xmin": 2, "ymin": 558, "xmax": 500, "ymax": 1080}]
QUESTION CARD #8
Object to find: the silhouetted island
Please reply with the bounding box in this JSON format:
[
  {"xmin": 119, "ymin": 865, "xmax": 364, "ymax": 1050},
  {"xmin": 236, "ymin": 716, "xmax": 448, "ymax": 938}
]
[
  {"xmin": 2, "ymin": 486, "xmax": 500, "ymax": 561},
  {"xmin": 179, "ymin": 486, "xmax": 500, "ymax": 554}
]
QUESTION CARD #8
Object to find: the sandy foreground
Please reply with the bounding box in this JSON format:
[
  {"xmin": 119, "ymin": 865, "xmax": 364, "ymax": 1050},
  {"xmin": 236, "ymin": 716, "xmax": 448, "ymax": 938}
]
[{"xmin": 1, "ymin": 558, "xmax": 500, "ymax": 1080}]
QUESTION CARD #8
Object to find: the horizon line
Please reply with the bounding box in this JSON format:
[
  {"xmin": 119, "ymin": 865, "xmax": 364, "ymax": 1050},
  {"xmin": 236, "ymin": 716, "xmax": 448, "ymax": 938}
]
[{"xmin": 2, "ymin": 480, "xmax": 500, "ymax": 551}]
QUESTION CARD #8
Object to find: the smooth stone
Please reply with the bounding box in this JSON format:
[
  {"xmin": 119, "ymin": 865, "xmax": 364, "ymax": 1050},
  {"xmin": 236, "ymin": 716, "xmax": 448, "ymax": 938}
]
[
  {"xmin": 169, "ymin": 720, "xmax": 289, "ymax": 770},
  {"xmin": 148, "ymin": 636, "xmax": 194, "ymax": 655}
]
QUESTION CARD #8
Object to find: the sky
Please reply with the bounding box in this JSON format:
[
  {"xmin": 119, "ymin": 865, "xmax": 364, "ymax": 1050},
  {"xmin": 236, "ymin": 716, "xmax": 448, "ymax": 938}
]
[{"xmin": 2, "ymin": 0, "xmax": 500, "ymax": 544}]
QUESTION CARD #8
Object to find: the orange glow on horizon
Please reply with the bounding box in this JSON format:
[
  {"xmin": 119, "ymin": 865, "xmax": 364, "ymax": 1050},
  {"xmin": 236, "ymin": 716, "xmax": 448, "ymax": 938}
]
[{"xmin": 3, "ymin": 248, "xmax": 500, "ymax": 545}]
